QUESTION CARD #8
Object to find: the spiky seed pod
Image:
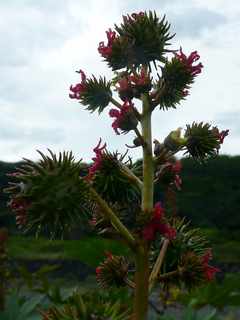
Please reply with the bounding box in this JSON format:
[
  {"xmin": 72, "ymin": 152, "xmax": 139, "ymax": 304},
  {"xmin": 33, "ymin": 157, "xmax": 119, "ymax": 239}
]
[
  {"xmin": 179, "ymin": 251, "xmax": 208, "ymax": 289},
  {"xmin": 184, "ymin": 122, "xmax": 228, "ymax": 162},
  {"xmin": 5, "ymin": 150, "xmax": 92, "ymax": 239},
  {"xmin": 151, "ymin": 48, "xmax": 203, "ymax": 110},
  {"xmin": 150, "ymin": 218, "xmax": 210, "ymax": 288},
  {"xmin": 80, "ymin": 76, "xmax": 112, "ymax": 114},
  {"xmin": 155, "ymin": 161, "xmax": 182, "ymax": 192},
  {"xmin": 96, "ymin": 253, "xmax": 129, "ymax": 288},
  {"xmin": 154, "ymin": 60, "xmax": 192, "ymax": 110},
  {"xmin": 100, "ymin": 11, "xmax": 174, "ymax": 70},
  {"xmin": 92, "ymin": 151, "xmax": 141, "ymax": 205},
  {"xmin": 178, "ymin": 250, "xmax": 220, "ymax": 288}
]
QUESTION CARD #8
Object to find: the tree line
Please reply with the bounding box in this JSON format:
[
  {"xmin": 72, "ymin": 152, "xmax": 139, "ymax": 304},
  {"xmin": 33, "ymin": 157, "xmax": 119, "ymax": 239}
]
[{"xmin": 0, "ymin": 155, "xmax": 239, "ymax": 233}]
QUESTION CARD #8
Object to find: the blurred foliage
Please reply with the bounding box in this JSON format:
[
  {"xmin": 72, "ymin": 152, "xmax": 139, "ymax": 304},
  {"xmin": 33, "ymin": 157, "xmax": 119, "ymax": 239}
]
[
  {"xmin": 0, "ymin": 291, "xmax": 43, "ymax": 320},
  {"xmin": 157, "ymin": 306, "xmax": 219, "ymax": 320},
  {"xmin": 178, "ymin": 273, "xmax": 240, "ymax": 310}
]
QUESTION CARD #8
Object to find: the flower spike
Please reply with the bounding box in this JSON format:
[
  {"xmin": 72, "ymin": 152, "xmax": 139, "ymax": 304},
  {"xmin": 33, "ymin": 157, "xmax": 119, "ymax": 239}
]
[
  {"xmin": 69, "ymin": 69, "xmax": 87, "ymax": 99},
  {"xmin": 86, "ymin": 138, "xmax": 107, "ymax": 181}
]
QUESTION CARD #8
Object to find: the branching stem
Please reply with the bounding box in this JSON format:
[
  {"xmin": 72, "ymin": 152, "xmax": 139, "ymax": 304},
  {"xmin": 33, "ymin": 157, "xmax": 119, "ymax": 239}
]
[
  {"xmin": 88, "ymin": 186, "xmax": 136, "ymax": 250},
  {"xmin": 149, "ymin": 239, "xmax": 169, "ymax": 291}
]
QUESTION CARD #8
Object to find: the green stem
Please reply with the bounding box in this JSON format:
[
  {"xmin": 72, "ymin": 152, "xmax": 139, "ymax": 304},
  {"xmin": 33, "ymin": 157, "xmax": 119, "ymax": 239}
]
[
  {"xmin": 132, "ymin": 245, "xmax": 149, "ymax": 320},
  {"xmin": 132, "ymin": 93, "xmax": 153, "ymax": 320},
  {"xmin": 89, "ymin": 186, "xmax": 136, "ymax": 249},
  {"xmin": 141, "ymin": 93, "xmax": 154, "ymax": 213}
]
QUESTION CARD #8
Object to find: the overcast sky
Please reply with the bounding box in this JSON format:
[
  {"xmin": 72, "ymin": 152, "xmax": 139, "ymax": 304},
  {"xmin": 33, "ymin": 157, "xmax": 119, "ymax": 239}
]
[{"xmin": 1, "ymin": 0, "xmax": 239, "ymax": 163}]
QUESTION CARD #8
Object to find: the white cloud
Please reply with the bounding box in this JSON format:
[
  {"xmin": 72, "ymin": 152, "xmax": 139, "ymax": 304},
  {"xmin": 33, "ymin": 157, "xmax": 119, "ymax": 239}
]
[{"xmin": 0, "ymin": 0, "xmax": 239, "ymax": 163}]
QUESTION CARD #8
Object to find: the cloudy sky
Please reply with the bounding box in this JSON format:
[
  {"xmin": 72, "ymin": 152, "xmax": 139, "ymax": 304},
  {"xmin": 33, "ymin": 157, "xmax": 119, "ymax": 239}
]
[{"xmin": 1, "ymin": 0, "xmax": 239, "ymax": 163}]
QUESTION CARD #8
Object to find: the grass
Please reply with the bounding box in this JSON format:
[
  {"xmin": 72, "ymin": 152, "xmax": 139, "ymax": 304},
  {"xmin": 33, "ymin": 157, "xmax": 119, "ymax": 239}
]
[
  {"xmin": 7, "ymin": 228, "xmax": 240, "ymax": 266},
  {"xmin": 8, "ymin": 235, "xmax": 130, "ymax": 267}
]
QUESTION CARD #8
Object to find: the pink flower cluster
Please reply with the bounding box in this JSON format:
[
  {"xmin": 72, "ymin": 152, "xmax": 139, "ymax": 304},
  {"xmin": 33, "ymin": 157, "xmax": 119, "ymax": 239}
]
[
  {"xmin": 69, "ymin": 70, "xmax": 87, "ymax": 100},
  {"xmin": 175, "ymin": 48, "xmax": 203, "ymax": 77},
  {"xmin": 175, "ymin": 48, "xmax": 203, "ymax": 97},
  {"xmin": 130, "ymin": 68, "xmax": 150, "ymax": 87},
  {"xmin": 116, "ymin": 68, "xmax": 151, "ymax": 101},
  {"xmin": 86, "ymin": 138, "xmax": 106, "ymax": 181},
  {"xmin": 201, "ymin": 250, "xmax": 220, "ymax": 281},
  {"xmin": 109, "ymin": 100, "xmax": 134, "ymax": 135},
  {"xmin": 142, "ymin": 202, "xmax": 176, "ymax": 242},
  {"xmin": 98, "ymin": 29, "xmax": 116, "ymax": 59},
  {"xmin": 117, "ymin": 77, "xmax": 131, "ymax": 92}
]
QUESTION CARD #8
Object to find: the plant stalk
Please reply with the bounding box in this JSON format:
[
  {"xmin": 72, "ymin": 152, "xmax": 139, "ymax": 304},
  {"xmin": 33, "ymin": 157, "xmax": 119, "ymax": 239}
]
[
  {"xmin": 132, "ymin": 244, "xmax": 149, "ymax": 320},
  {"xmin": 132, "ymin": 93, "xmax": 154, "ymax": 320},
  {"xmin": 141, "ymin": 93, "xmax": 154, "ymax": 213}
]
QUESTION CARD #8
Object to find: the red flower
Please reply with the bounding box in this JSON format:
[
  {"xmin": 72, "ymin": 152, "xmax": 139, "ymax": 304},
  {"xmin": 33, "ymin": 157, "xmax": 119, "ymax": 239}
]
[
  {"xmin": 109, "ymin": 100, "xmax": 137, "ymax": 135},
  {"xmin": 123, "ymin": 12, "xmax": 145, "ymax": 24},
  {"xmin": 142, "ymin": 224, "xmax": 155, "ymax": 242},
  {"xmin": 96, "ymin": 266, "xmax": 102, "ymax": 276},
  {"xmin": 156, "ymin": 224, "xmax": 177, "ymax": 240},
  {"xmin": 175, "ymin": 47, "xmax": 203, "ymax": 77},
  {"xmin": 219, "ymin": 129, "xmax": 229, "ymax": 144},
  {"xmin": 98, "ymin": 29, "xmax": 116, "ymax": 58},
  {"xmin": 130, "ymin": 67, "xmax": 150, "ymax": 87},
  {"xmin": 104, "ymin": 251, "xmax": 113, "ymax": 260},
  {"xmin": 201, "ymin": 250, "xmax": 220, "ymax": 281},
  {"xmin": 172, "ymin": 161, "xmax": 182, "ymax": 174},
  {"xmin": 142, "ymin": 202, "xmax": 176, "ymax": 242},
  {"xmin": 69, "ymin": 70, "xmax": 87, "ymax": 100},
  {"xmin": 153, "ymin": 202, "xmax": 164, "ymax": 220},
  {"xmin": 86, "ymin": 138, "xmax": 106, "ymax": 181},
  {"xmin": 116, "ymin": 77, "xmax": 134, "ymax": 101},
  {"xmin": 9, "ymin": 197, "xmax": 29, "ymax": 227}
]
